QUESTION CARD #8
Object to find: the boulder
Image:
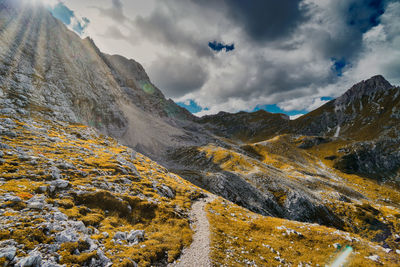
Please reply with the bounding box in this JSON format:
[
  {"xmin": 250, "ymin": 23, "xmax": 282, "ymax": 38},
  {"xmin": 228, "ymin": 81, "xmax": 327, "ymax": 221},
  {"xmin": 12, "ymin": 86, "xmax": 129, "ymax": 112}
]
[
  {"xmin": 50, "ymin": 179, "xmax": 70, "ymax": 190},
  {"xmin": 53, "ymin": 212, "xmax": 68, "ymax": 221},
  {"xmin": 55, "ymin": 228, "xmax": 79, "ymax": 243},
  {"xmin": 27, "ymin": 202, "xmax": 44, "ymax": 210},
  {"xmin": 16, "ymin": 250, "xmax": 42, "ymax": 267},
  {"xmin": 113, "ymin": 231, "xmax": 127, "ymax": 240},
  {"xmin": 50, "ymin": 167, "xmax": 61, "ymax": 180},
  {"xmin": 127, "ymin": 230, "xmax": 145, "ymax": 244},
  {"xmin": 0, "ymin": 246, "xmax": 17, "ymax": 261}
]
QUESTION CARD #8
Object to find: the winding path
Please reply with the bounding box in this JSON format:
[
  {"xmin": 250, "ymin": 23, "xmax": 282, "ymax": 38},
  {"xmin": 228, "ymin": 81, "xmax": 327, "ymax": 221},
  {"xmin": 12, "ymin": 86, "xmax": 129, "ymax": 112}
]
[{"xmin": 169, "ymin": 195, "xmax": 215, "ymax": 267}]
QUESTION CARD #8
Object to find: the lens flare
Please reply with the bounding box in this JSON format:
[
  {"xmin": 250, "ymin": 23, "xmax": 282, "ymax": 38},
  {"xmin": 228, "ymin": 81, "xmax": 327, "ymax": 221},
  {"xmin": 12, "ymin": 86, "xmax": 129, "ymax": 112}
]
[{"xmin": 330, "ymin": 246, "xmax": 353, "ymax": 267}]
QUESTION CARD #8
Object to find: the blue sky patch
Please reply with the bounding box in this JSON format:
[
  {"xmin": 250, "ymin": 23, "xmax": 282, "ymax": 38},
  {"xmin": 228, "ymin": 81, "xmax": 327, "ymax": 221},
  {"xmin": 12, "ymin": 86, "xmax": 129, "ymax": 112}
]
[
  {"xmin": 177, "ymin": 100, "xmax": 207, "ymax": 113},
  {"xmin": 253, "ymin": 104, "xmax": 307, "ymax": 117},
  {"xmin": 50, "ymin": 3, "xmax": 74, "ymax": 25},
  {"xmin": 48, "ymin": 3, "xmax": 90, "ymax": 35},
  {"xmin": 321, "ymin": 96, "xmax": 333, "ymax": 101},
  {"xmin": 331, "ymin": 58, "xmax": 347, "ymax": 76},
  {"xmin": 208, "ymin": 41, "xmax": 235, "ymax": 52}
]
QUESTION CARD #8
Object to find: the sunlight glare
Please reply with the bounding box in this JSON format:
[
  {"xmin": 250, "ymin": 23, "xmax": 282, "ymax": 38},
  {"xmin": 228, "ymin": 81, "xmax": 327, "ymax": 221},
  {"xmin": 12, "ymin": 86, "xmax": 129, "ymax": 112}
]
[{"xmin": 29, "ymin": 0, "xmax": 58, "ymax": 7}]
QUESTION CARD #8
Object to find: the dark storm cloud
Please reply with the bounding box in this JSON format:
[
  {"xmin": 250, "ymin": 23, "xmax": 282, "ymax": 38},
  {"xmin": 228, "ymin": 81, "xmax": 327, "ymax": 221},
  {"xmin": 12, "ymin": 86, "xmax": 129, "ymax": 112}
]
[
  {"xmin": 148, "ymin": 55, "xmax": 209, "ymax": 98},
  {"xmin": 134, "ymin": 8, "xmax": 213, "ymax": 58},
  {"xmin": 184, "ymin": 0, "xmax": 307, "ymax": 42},
  {"xmin": 302, "ymin": 0, "xmax": 391, "ymax": 68},
  {"xmin": 347, "ymin": 0, "xmax": 385, "ymax": 33},
  {"xmin": 210, "ymin": 57, "xmax": 335, "ymax": 103},
  {"xmin": 224, "ymin": 0, "xmax": 307, "ymax": 42}
]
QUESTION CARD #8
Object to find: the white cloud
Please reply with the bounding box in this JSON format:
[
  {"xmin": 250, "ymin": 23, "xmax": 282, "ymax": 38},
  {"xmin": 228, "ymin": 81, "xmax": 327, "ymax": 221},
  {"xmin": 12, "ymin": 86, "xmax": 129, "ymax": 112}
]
[
  {"xmin": 290, "ymin": 114, "xmax": 305, "ymax": 120},
  {"xmin": 59, "ymin": 0, "xmax": 400, "ymax": 116}
]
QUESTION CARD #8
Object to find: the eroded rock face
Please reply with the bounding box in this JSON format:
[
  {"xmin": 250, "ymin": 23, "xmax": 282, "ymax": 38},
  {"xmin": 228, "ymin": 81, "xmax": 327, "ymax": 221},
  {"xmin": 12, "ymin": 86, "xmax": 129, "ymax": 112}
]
[{"xmin": 334, "ymin": 138, "xmax": 400, "ymax": 180}]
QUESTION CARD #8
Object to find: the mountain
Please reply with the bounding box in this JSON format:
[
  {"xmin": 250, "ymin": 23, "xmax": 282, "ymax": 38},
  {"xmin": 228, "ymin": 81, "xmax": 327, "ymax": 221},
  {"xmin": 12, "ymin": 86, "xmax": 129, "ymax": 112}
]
[
  {"xmin": 0, "ymin": 0, "xmax": 206, "ymax": 160},
  {"xmin": 194, "ymin": 75, "xmax": 400, "ymax": 181},
  {"xmin": 197, "ymin": 109, "xmax": 290, "ymax": 143},
  {"xmin": 291, "ymin": 75, "xmax": 400, "ymax": 180},
  {"xmin": 292, "ymin": 75, "xmax": 399, "ymax": 140},
  {"xmin": 0, "ymin": 1, "xmax": 400, "ymax": 266}
]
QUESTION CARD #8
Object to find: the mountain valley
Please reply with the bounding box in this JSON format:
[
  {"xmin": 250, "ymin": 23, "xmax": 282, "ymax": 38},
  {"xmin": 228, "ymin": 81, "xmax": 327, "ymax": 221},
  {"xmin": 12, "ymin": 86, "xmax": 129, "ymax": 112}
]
[{"xmin": 0, "ymin": 0, "xmax": 400, "ymax": 266}]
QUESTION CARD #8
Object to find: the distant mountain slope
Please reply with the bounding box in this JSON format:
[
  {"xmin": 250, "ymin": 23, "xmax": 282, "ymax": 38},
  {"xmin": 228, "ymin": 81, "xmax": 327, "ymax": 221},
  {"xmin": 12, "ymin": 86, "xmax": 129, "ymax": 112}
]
[
  {"xmin": 291, "ymin": 75, "xmax": 400, "ymax": 180},
  {"xmin": 195, "ymin": 75, "xmax": 400, "ymax": 180},
  {"xmin": 292, "ymin": 75, "xmax": 400, "ymax": 140},
  {"xmin": 102, "ymin": 53, "xmax": 194, "ymax": 121},
  {"xmin": 198, "ymin": 110, "xmax": 290, "ymax": 143}
]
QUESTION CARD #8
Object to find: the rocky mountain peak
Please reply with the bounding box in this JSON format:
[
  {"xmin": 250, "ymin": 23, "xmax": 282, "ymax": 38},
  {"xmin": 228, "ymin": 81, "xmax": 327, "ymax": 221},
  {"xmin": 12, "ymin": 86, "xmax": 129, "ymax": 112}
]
[
  {"xmin": 335, "ymin": 75, "xmax": 393, "ymax": 107},
  {"xmin": 349, "ymin": 74, "xmax": 392, "ymax": 95}
]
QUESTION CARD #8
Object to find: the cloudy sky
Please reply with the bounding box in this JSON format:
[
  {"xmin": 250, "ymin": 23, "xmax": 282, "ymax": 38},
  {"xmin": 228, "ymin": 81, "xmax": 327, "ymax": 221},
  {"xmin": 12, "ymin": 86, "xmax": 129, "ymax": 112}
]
[{"xmin": 43, "ymin": 0, "xmax": 400, "ymax": 118}]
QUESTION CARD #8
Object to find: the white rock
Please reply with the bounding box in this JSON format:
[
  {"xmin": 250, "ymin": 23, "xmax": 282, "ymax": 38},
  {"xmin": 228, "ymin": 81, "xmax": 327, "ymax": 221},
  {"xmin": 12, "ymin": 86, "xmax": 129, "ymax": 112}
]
[
  {"xmin": 96, "ymin": 249, "xmax": 112, "ymax": 267},
  {"xmin": 366, "ymin": 255, "xmax": 380, "ymax": 262},
  {"xmin": 27, "ymin": 202, "xmax": 44, "ymax": 210},
  {"xmin": 0, "ymin": 246, "xmax": 17, "ymax": 260},
  {"xmin": 51, "ymin": 179, "xmax": 70, "ymax": 190},
  {"xmin": 71, "ymin": 221, "xmax": 87, "ymax": 233},
  {"xmin": 16, "ymin": 250, "xmax": 42, "ymax": 267},
  {"xmin": 102, "ymin": 232, "xmax": 109, "ymax": 238},
  {"xmin": 85, "ymin": 237, "xmax": 98, "ymax": 252},
  {"xmin": 127, "ymin": 230, "xmax": 145, "ymax": 243},
  {"xmin": 50, "ymin": 166, "xmax": 61, "ymax": 180},
  {"xmin": 383, "ymin": 248, "xmax": 392, "ymax": 253},
  {"xmin": 113, "ymin": 231, "xmax": 127, "ymax": 240},
  {"xmin": 53, "ymin": 212, "xmax": 68, "ymax": 221},
  {"xmin": 55, "ymin": 229, "xmax": 79, "ymax": 243}
]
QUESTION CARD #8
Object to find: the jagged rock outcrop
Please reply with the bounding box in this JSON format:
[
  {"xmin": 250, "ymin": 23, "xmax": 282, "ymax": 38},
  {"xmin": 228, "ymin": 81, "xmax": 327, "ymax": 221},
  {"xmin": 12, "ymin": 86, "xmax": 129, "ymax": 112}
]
[
  {"xmin": 103, "ymin": 53, "xmax": 194, "ymax": 121},
  {"xmin": 334, "ymin": 138, "xmax": 400, "ymax": 181}
]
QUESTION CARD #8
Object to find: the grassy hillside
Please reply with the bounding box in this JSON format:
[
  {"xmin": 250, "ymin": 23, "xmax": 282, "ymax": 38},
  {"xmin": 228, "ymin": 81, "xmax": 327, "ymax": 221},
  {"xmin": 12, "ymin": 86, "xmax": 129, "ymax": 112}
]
[
  {"xmin": 207, "ymin": 198, "xmax": 400, "ymax": 266},
  {"xmin": 0, "ymin": 115, "xmax": 203, "ymax": 266}
]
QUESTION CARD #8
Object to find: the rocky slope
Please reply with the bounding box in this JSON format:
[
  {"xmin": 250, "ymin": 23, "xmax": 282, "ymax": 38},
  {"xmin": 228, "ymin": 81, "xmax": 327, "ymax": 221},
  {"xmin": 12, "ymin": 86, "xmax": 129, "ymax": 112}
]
[
  {"xmin": 0, "ymin": 0, "xmax": 206, "ymax": 160},
  {"xmin": 291, "ymin": 75, "xmax": 400, "ymax": 180},
  {"xmin": 0, "ymin": 114, "xmax": 204, "ymax": 266},
  {"xmin": 1, "ymin": 113, "xmax": 399, "ymax": 266},
  {"xmin": 166, "ymin": 75, "xmax": 400, "ymax": 256},
  {"xmin": 292, "ymin": 75, "xmax": 398, "ymax": 139}
]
